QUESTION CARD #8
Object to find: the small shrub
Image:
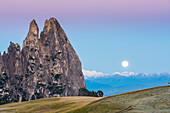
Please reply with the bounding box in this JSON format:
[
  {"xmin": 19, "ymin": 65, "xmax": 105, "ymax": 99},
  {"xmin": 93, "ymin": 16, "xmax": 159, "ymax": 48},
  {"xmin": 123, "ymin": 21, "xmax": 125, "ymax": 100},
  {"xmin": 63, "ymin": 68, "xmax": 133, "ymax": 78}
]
[{"xmin": 97, "ymin": 90, "xmax": 104, "ymax": 97}]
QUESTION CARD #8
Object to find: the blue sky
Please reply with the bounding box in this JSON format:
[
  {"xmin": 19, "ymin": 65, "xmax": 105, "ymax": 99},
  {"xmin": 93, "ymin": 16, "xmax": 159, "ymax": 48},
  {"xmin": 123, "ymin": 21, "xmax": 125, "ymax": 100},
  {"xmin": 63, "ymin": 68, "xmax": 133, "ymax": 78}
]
[
  {"xmin": 0, "ymin": 0, "xmax": 170, "ymax": 74},
  {"xmin": 69, "ymin": 22, "xmax": 170, "ymax": 73}
]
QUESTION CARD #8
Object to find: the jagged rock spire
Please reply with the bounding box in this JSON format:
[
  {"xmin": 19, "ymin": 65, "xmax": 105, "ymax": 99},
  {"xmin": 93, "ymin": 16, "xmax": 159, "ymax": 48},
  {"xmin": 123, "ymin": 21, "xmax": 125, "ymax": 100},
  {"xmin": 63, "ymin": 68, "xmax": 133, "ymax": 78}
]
[
  {"xmin": 23, "ymin": 19, "xmax": 39, "ymax": 48},
  {"xmin": 28, "ymin": 19, "xmax": 39, "ymax": 37},
  {"xmin": 43, "ymin": 18, "xmax": 61, "ymax": 31},
  {"xmin": 0, "ymin": 17, "xmax": 85, "ymax": 104}
]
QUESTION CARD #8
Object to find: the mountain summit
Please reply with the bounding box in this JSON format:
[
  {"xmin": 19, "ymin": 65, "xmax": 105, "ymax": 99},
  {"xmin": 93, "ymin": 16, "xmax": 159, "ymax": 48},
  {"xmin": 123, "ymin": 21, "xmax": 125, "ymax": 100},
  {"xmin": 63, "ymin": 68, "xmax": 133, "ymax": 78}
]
[{"xmin": 0, "ymin": 18, "xmax": 86, "ymax": 104}]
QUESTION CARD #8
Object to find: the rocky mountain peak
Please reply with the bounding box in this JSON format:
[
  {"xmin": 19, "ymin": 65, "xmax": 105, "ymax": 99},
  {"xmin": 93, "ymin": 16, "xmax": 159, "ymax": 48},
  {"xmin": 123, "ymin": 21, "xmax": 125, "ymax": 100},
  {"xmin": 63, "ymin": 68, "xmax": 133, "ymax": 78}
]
[
  {"xmin": 49, "ymin": 17, "xmax": 61, "ymax": 28},
  {"xmin": 8, "ymin": 42, "xmax": 16, "ymax": 53},
  {"xmin": 23, "ymin": 19, "xmax": 39, "ymax": 48},
  {"xmin": 29, "ymin": 19, "xmax": 39, "ymax": 36},
  {"xmin": 0, "ymin": 17, "xmax": 86, "ymax": 105},
  {"xmin": 42, "ymin": 17, "xmax": 61, "ymax": 33}
]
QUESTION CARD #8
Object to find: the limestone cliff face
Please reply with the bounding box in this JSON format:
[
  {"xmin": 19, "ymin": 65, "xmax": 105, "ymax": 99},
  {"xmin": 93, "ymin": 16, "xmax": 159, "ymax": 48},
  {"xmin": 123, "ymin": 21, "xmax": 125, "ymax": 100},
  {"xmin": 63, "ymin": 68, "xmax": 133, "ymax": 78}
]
[{"xmin": 0, "ymin": 18, "xmax": 85, "ymax": 104}]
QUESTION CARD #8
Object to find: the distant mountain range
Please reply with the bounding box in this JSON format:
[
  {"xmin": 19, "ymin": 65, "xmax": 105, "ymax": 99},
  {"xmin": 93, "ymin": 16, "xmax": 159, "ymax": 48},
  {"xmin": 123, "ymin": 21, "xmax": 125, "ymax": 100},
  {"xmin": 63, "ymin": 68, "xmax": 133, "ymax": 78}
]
[{"xmin": 84, "ymin": 71, "xmax": 170, "ymax": 96}]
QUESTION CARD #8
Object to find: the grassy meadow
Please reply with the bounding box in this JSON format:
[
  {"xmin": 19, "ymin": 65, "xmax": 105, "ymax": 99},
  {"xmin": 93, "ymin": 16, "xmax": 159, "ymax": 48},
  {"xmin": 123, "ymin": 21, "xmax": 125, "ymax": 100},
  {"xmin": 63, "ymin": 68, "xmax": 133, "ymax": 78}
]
[
  {"xmin": 70, "ymin": 85, "xmax": 170, "ymax": 113},
  {"xmin": 0, "ymin": 96, "xmax": 102, "ymax": 113},
  {"xmin": 0, "ymin": 86, "xmax": 170, "ymax": 113}
]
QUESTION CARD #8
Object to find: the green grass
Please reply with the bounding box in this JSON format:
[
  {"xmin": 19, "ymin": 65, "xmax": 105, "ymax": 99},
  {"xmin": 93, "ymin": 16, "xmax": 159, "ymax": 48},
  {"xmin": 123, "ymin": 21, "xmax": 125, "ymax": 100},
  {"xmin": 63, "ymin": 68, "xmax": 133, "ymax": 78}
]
[
  {"xmin": 69, "ymin": 85, "xmax": 170, "ymax": 113},
  {"xmin": 1, "ymin": 86, "xmax": 170, "ymax": 113}
]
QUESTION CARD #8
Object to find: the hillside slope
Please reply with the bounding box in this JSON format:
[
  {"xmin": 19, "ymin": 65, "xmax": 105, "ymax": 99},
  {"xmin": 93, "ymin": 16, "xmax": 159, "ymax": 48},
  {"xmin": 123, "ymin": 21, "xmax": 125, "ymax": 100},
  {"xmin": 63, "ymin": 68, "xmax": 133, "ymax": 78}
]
[
  {"xmin": 1, "ymin": 86, "xmax": 169, "ymax": 113},
  {"xmin": 70, "ymin": 85, "xmax": 170, "ymax": 113},
  {"xmin": 0, "ymin": 96, "xmax": 102, "ymax": 113}
]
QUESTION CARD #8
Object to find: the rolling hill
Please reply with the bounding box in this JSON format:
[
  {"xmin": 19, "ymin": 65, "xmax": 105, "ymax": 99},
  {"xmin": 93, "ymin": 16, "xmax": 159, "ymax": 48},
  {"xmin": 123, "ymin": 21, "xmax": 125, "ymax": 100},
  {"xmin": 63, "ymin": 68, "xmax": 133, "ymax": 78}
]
[
  {"xmin": 0, "ymin": 86, "xmax": 169, "ymax": 113},
  {"xmin": 70, "ymin": 85, "xmax": 170, "ymax": 113},
  {"xmin": 0, "ymin": 97, "xmax": 102, "ymax": 113}
]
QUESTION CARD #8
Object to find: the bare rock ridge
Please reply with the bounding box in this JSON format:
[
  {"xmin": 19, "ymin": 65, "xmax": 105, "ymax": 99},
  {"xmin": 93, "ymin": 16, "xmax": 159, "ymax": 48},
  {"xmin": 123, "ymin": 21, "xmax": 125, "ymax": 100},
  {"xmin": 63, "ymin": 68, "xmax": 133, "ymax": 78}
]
[{"xmin": 0, "ymin": 18, "xmax": 86, "ymax": 104}]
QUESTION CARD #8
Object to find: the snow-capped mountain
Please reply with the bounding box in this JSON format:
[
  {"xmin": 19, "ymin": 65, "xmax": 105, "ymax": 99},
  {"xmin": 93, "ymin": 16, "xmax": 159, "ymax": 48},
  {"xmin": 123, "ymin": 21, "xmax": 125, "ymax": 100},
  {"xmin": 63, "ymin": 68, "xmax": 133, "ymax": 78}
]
[{"xmin": 83, "ymin": 70, "xmax": 170, "ymax": 96}]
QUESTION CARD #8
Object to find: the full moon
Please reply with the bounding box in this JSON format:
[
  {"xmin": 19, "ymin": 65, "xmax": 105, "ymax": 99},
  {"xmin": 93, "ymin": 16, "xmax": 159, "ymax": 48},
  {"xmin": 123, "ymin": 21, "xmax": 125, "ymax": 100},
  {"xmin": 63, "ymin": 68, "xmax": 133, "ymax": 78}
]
[{"xmin": 122, "ymin": 61, "xmax": 129, "ymax": 68}]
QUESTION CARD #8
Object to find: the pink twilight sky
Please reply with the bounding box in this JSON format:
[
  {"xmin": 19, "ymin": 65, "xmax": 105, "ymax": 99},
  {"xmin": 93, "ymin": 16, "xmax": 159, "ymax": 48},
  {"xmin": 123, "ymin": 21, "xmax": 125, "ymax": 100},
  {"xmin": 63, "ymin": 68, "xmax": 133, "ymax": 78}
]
[
  {"xmin": 0, "ymin": 0, "xmax": 170, "ymax": 73},
  {"xmin": 0, "ymin": 0, "xmax": 170, "ymax": 23}
]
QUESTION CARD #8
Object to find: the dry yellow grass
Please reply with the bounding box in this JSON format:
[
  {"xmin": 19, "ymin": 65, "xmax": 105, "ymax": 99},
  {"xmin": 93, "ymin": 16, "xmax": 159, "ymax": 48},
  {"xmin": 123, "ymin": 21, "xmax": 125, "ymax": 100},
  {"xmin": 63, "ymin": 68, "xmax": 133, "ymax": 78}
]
[
  {"xmin": 0, "ymin": 96, "xmax": 102, "ymax": 113},
  {"xmin": 1, "ymin": 86, "xmax": 169, "ymax": 113},
  {"xmin": 70, "ymin": 85, "xmax": 170, "ymax": 113}
]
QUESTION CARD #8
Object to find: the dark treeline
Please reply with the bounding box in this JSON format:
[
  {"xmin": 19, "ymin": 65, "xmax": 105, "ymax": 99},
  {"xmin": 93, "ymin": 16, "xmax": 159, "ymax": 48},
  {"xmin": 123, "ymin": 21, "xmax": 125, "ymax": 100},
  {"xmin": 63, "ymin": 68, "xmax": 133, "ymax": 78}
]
[{"xmin": 79, "ymin": 88, "xmax": 104, "ymax": 97}]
